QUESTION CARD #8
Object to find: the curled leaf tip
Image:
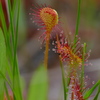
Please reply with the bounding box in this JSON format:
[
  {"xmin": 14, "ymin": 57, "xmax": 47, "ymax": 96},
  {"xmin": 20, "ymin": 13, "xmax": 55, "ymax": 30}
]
[{"xmin": 40, "ymin": 7, "xmax": 58, "ymax": 31}]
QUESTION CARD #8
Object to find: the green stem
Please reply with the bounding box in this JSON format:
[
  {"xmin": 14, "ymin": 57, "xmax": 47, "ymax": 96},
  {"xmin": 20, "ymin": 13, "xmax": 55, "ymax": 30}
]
[
  {"xmin": 8, "ymin": 0, "xmax": 15, "ymax": 48},
  {"xmin": 44, "ymin": 31, "xmax": 50, "ymax": 68},
  {"xmin": 74, "ymin": 0, "xmax": 81, "ymax": 44},
  {"xmin": 81, "ymin": 43, "xmax": 86, "ymax": 89},
  {"xmin": 71, "ymin": 91, "xmax": 74, "ymax": 100},
  {"xmin": 13, "ymin": 0, "xmax": 23, "ymax": 100},
  {"xmin": 59, "ymin": 57, "xmax": 67, "ymax": 100},
  {"xmin": 13, "ymin": 0, "xmax": 20, "ymax": 87},
  {"xmin": 0, "ymin": 71, "xmax": 13, "ymax": 95}
]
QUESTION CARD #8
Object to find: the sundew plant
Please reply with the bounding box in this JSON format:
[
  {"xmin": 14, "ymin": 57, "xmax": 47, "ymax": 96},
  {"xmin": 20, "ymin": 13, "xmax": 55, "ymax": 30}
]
[{"xmin": 0, "ymin": 0, "xmax": 100, "ymax": 100}]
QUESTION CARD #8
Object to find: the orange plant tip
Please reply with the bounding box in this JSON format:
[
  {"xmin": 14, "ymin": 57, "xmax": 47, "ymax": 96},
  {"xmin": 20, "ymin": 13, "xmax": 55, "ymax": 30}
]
[
  {"xmin": 57, "ymin": 41, "xmax": 82, "ymax": 67},
  {"xmin": 40, "ymin": 7, "xmax": 58, "ymax": 31},
  {"xmin": 30, "ymin": 4, "xmax": 59, "ymax": 31}
]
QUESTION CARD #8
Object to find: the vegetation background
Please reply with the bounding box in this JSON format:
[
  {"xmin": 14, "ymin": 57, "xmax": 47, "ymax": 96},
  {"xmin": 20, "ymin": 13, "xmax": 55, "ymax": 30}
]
[{"xmin": 0, "ymin": 0, "xmax": 100, "ymax": 100}]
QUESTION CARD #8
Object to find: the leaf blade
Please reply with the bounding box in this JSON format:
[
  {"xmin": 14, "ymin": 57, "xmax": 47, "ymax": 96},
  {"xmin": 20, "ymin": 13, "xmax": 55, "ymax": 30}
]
[
  {"xmin": 84, "ymin": 80, "xmax": 100, "ymax": 99},
  {"xmin": 93, "ymin": 85, "xmax": 100, "ymax": 100},
  {"xmin": 27, "ymin": 65, "xmax": 48, "ymax": 100},
  {"xmin": 0, "ymin": 28, "xmax": 6, "ymax": 100}
]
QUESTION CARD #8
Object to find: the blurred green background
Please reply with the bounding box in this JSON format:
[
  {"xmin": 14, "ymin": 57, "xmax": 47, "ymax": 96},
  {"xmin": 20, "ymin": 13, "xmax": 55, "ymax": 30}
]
[{"xmin": 0, "ymin": 0, "xmax": 100, "ymax": 99}]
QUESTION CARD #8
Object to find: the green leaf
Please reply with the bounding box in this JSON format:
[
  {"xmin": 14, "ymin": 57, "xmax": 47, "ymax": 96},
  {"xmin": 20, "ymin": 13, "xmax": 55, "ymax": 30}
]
[
  {"xmin": 12, "ymin": 0, "xmax": 23, "ymax": 99},
  {"xmin": 27, "ymin": 64, "xmax": 48, "ymax": 100},
  {"xmin": 0, "ymin": 1, "xmax": 13, "ymax": 82},
  {"xmin": 0, "ymin": 70, "xmax": 16, "ymax": 99},
  {"xmin": 0, "ymin": 3, "xmax": 8, "ymax": 42},
  {"xmin": 84, "ymin": 80, "xmax": 100, "ymax": 99},
  {"xmin": 0, "ymin": 28, "xmax": 6, "ymax": 100},
  {"xmin": 93, "ymin": 85, "xmax": 100, "ymax": 100},
  {"xmin": 81, "ymin": 43, "xmax": 86, "ymax": 89},
  {"xmin": 7, "ymin": 0, "xmax": 15, "ymax": 47}
]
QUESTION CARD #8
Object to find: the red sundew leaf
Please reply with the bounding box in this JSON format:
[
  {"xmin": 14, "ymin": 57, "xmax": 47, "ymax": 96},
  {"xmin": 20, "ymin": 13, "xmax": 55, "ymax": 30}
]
[
  {"xmin": 56, "ymin": 37, "xmax": 82, "ymax": 65},
  {"xmin": 69, "ymin": 78, "xmax": 84, "ymax": 100},
  {"xmin": 30, "ymin": 4, "xmax": 63, "ymax": 42},
  {"xmin": 54, "ymin": 34, "xmax": 91, "ymax": 70}
]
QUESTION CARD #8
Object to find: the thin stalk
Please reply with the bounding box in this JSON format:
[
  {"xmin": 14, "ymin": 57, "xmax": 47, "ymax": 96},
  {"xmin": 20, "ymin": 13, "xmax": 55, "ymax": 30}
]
[
  {"xmin": 44, "ymin": 31, "xmax": 50, "ymax": 68},
  {"xmin": 59, "ymin": 56, "xmax": 67, "ymax": 100},
  {"xmin": 81, "ymin": 43, "xmax": 86, "ymax": 89},
  {"xmin": 0, "ymin": 3, "xmax": 8, "ymax": 43},
  {"xmin": 0, "ymin": 2, "xmax": 13, "ymax": 69},
  {"xmin": 13, "ymin": 0, "xmax": 23, "ymax": 99},
  {"xmin": 13, "ymin": 0, "xmax": 20, "ymax": 86},
  {"xmin": 56, "ymin": 34, "xmax": 70, "ymax": 100},
  {"xmin": 14, "ymin": 59, "xmax": 23, "ymax": 99},
  {"xmin": 74, "ymin": 0, "xmax": 81, "ymax": 44},
  {"xmin": 7, "ymin": 0, "xmax": 15, "ymax": 48},
  {"xmin": 12, "ymin": 0, "xmax": 17, "ymax": 16},
  {"xmin": 71, "ymin": 92, "xmax": 74, "ymax": 100},
  {"xmin": 0, "ymin": 71, "xmax": 13, "ymax": 94}
]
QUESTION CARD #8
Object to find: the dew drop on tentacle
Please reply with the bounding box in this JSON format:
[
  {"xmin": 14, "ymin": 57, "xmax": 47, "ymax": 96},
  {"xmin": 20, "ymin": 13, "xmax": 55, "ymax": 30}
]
[
  {"xmin": 85, "ymin": 82, "xmax": 87, "ymax": 85},
  {"xmin": 69, "ymin": 32, "xmax": 72, "ymax": 35},
  {"xmin": 86, "ymin": 60, "xmax": 88, "ymax": 62},
  {"xmin": 60, "ymin": 34, "xmax": 62, "ymax": 37},
  {"xmin": 52, "ymin": 41, "xmax": 55, "ymax": 46},
  {"xmin": 29, "ymin": 13, "xmax": 32, "ymax": 15},
  {"xmin": 30, "ymin": 18, "xmax": 33, "ymax": 20},
  {"xmin": 32, "ymin": 21, "xmax": 34, "ymax": 23},
  {"xmin": 60, "ymin": 30, "xmax": 63, "ymax": 34},
  {"xmin": 86, "ymin": 75, "xmax": 88, "ymax": 79},
  {"xmin": 92, "ymin": 81, "xmax": 95, "ymax": 84},
  {"xmin": 37, "ymin": 28, "xmax": 40, "ymax": 30},
  {"xmin": 30, "ymin": 8, "xmax": 32, "ymax": 10},
  {"xmin": 89, "ymin": 63, "xmax": 93, "ymax": 66},
  {"xmin": 40, "ymin": 46, "xmax": 42, "ymax": 49},
  {"xmin": 52, "ymin": 48, "xmax": 55, "ymax": 51}
]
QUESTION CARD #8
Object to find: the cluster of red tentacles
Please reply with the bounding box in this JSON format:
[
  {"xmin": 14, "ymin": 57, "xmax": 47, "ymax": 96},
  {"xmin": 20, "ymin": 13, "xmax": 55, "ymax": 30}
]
[
  {"xmin": 30, "ymin": 4, "xmax": 62, "ymax": 42},
  {"xmin": 54, "ymin": 36, "xmax": 91, "ymax": 68}
]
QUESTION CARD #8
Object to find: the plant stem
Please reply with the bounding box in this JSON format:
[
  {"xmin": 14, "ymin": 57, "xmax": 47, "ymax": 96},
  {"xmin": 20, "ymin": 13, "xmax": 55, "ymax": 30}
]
[
  {"xmin": 81, "ymin": 43, "xmax": 86, "ymax": 89},
  {"xmin": 13, "ymin": 0, "xmax": 23, "ymax": 99},
  {"xmin": 74, "ymin": 0, "xmax": 81, "ymax": 44},
  {"xmin": 44, "ymin": 31, "xmax": 50, "ymax": 68},
  {"xmin": 8, "ymin": 0, "xmax": 15, "ymax": 48},
  {"xmin": 59, "ymin": 56, "xmax": 67, "ymax": 100},
  {"xmin": 71, "ymin": 91, "xmax": 74, "ymax": 100}
]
